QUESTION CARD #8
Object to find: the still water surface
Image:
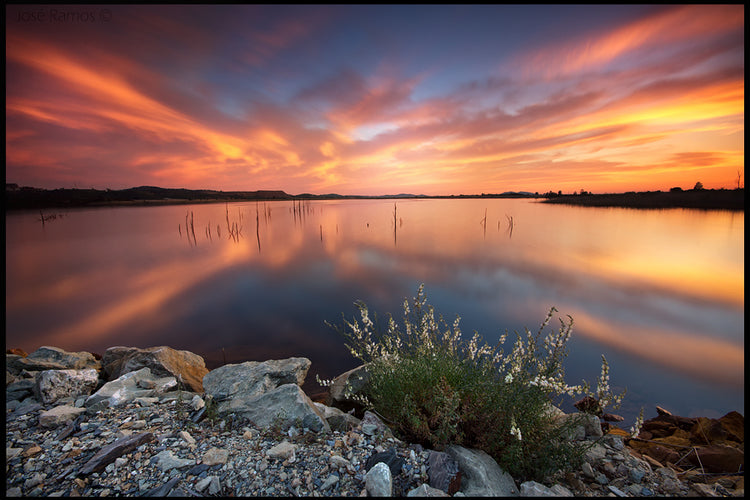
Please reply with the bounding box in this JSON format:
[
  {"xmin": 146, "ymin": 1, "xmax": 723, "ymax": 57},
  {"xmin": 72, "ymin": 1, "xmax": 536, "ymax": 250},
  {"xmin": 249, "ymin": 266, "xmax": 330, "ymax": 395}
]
[{"xmin": 5, "ymin": 199, "xmax": 744, "ymax": 425}]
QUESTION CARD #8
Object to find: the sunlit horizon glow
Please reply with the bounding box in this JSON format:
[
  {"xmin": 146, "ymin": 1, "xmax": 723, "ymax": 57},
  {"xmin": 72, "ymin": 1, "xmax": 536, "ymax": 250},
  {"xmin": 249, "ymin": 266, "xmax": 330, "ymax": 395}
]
[{"xmin": 5, "ymin": 5, "xmax": 744, "ymax": 196}]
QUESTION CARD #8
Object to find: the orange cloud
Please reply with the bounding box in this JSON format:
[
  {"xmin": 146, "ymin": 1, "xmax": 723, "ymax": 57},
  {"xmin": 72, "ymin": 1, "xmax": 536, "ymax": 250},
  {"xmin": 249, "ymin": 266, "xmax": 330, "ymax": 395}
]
[{"xmin": 523, "ymin": 5, "xmax": 744, "ymax": 78}]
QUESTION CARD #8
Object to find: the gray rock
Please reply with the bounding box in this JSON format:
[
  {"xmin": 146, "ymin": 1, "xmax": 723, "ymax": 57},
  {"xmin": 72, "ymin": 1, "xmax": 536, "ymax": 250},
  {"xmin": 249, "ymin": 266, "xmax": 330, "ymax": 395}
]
[
  {"xmin": 580, "ymin": 413, "xmax": 603, "ymax": 438},
  {"xmin": 366, "ymin": 462, "xmax": 392, "ymax": 496},
  {"xmin": 581, "ymin": 462, "xmax": 595, "ymax": 478},
  {"xmin": 313, "ymin": 402, "xmax": 361, "ymax": 431},
  {"xmin": 428, "ymin": 450, "xmax": 461, "ymax": 494},
  {"xmin": 608, "ymin": 485, "xmax": 627, "ymax": 497},
  {"xmin": 320, "ymin": 474, "xmax": 339, "ymax": 491},
  {"xmin": 102, "ymin": 346, "xmax": 208, "ymax": 393},
  {"xmin": 154, "ymin": 449, "xmax": 195, "ymax": 471},
  {"xmin": 446, "ymin": 445, "xmax": 519, "ymax": 496},
  {"xmin": 35, "ymin": 369, "xmax": 99, "ymax": 404},
  {"xmin": 584, "ymin": 443, "xmax": 607, "ymax": 462},
  {"xmin": 202, "ymin": 357, "xmax": 311, "ymax": 402},
  {"xmin": 267, "ymin": 441, "xmax": 296, "ymax": 460},
  {"xmin": 406, "ymin": 484, "xmax": 451, "ymax": 497},
  {"xmin": 361, "ymin": 410, "xmax": 394, "ymax": 438},
  {"xmin": 85, "ymin": 368, "xmax": 174, "ymax": 408},
  {"xmin": 38, "ymin": 405, "xmax": 86, "ymax": 428},
  {"xmin": 520, "ymin": 481, "xmax": 572, "ymax": 496},
  {"xmin": 223, "ymin": 383, "xmax": 330, "ymax": 433}
]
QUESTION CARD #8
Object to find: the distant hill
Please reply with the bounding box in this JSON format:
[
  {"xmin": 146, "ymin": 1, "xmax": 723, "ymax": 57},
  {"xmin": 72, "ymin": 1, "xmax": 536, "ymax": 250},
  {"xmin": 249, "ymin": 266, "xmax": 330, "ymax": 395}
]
[
  {"xmin": 541, "ymin": 189, "xmax": 744, "ymax": 210},
  {"xmin": 4, "ymin": 185, "xmax": 293, "ymax": 210}
]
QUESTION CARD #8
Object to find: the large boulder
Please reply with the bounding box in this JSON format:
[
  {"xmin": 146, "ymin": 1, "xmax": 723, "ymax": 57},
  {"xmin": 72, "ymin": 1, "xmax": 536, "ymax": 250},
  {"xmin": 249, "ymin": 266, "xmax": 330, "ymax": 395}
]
[
  {"xmin": 202, "ymin": 358, "xmax": 311, "ymax": 402},
  {"xmin": 7, "ymin": 346, "xmax": 100, "ymax": 375},
  {"xmin": 85, "ymin": 367, "xmax": 176, "ymax": 409},
  {"xmin": 35, "ymin": 368, "xmax": 99, "ymax": 404},
  {"xmin": 445, "ymin": 445, "xmax": 519, "ymax": 496},
  {"xmin": 102, "ymin": 346, "xmax": 208, "ymax": 393},
  {"xmin": 221, "ymin": 383, "xmax": 330, "ymax": 433}
]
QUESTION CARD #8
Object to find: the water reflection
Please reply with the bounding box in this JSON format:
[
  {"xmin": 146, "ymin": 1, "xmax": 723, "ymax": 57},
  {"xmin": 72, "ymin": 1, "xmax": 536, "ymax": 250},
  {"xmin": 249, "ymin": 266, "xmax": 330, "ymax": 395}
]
[{"xmin": 5, "ymin": 199, "xmax": 743, "ymax": 422}]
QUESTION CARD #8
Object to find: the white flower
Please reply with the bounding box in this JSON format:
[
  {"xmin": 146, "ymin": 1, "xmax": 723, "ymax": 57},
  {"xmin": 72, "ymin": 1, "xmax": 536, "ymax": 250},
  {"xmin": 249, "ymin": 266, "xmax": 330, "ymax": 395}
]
[
  {"xmin": 504, "ymin": 373, "xmax": 513, "ymax": 384},
  {"xmin": 509, "ymin": 416, "xmax": 522, "ymax": 441}
]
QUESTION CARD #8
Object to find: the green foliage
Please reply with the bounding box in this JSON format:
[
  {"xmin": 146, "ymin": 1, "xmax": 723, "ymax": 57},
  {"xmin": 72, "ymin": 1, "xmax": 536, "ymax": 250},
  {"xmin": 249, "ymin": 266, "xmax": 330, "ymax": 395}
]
[{"xmin": 329, "ymin": 284, "xmax": 624, "ymax": 482}]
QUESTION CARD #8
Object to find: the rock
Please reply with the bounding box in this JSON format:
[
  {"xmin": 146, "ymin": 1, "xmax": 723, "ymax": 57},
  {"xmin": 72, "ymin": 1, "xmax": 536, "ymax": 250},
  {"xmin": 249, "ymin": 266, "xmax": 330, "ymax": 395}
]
[
  {"xmin": 580, "ymin": 413, "xmax": 604, "ymax": 438},
  {"xmin": 34, "ymin": 369, "xmax": 99, "ymax": 404},
  {"xmin": 320, "ymin": 474, "xmax": 339, "ymax": 491},
  {"xmin": 102, "ymin": 346, "xmax": 208, "ymax": 393},
  {"xmin": 585, "ymin": 443, "xmax": 607, "ymax": 462},
  {"xmin": 608, "ymin": 485, "xmax": 627, "ymax": 497},
  {"xmin": 203, "ymin": 357, "xmax": 310, "ymax": 403},
  {"xmin": 267, "ymin": 441, "xmax": 297, "ymax": 460},
  {"xmin": 6, "ymin": 348, "xmax": 28, "ymax": 357},
  {"xmin": 407, "ymin": 484, "xmax": 451, "ymax": 497},
  {"xmin": 366, "ymin": 462, "xmax": 392, "ymax": 496},
  {"xmin": 190, "ymin": 395, "xmax": 204, "ymax": 411},
  {"xmin": 330, "ymin": 454, "xmax": 351, "ymax": 470},
  {"xmin": 427, "ymin": 450, "xmax": 461, "ymax": 494},
  {"xmin": 520, "ymin": 481, "xmax": 573, "ymax": 496},
  {"xmin": 178, "ymin": 430, "xmax": 195, "ymax": 445},
  {"xmin": 361, "ymin": 410, "xmax": 394, "ymax": 438},
  {"xmin": 366, "ymin": 448, "xmax": 405, "ymax": 477},
  {"xmin": 717, "ymin": 411, "xmax": 744, "ymax": 443},
  {"xmin": 142, "ymin": 477, "xmax": 180, "ymax": 497},
  {"xmin": 692, "ymin": 483, "xmax": 719, "ymax": 497},
  {"xmin": 38, "ymin": 405, "xmax": 86, "ymax": 428},
  {"xmin": 7, "ymin": 346, "xmax": 101, "ymax": 376},
  {"xmin": 602, "ymin": 413, "xmax": 625, "ymax": 422},
  {"xmin": 202, "ymin": 447, "xmax": 229, "ymax": 465},
  {"xmin": 223, "ymin": 383, "xmax": 329, "ymax": 433},
  {"xmin": 689, "ymin": 444, "xmax": 744, "ymax": 473},
  {"xmin": 79, "ymin": 432, "xmax": 155, "ymax": 474},
  {"xmin": 655, "ymin": 406, "xmax": 672, "ymax": 416},
  {"xmin": 326, "ymin": 364, "xmax": 371, "ymax": 411},
  {"xmin": 6, "ymin": 378, "xmax": 36, "ymax": 401},
  {"xmin": 313, "ymin": 402, "xmax": 361, "ymax": 431},
  {"xmin": 85, "ymin": 367, "xmax": 174, "ymax": 408},
  {"xmin": 154, "ymin": 449, "xmax": 195, "ymax": 471},
  {"xmin": 446, "ymin": 445, "xmax": 519, "ymax": 496}
]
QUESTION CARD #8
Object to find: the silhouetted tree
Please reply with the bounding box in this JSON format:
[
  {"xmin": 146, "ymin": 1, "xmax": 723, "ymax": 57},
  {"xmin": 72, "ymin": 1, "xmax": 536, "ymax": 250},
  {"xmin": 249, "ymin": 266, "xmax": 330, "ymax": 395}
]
[{"xmin": 693, "ymin": 182, "xmax": 704, "ymax": 190}]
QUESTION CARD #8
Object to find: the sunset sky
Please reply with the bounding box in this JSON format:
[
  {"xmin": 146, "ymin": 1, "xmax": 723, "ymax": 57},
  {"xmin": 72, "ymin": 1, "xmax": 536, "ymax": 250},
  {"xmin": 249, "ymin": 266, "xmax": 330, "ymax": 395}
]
[{"xmin": 5, "ymin": 4, "xmax": 745, "ymax": 195}]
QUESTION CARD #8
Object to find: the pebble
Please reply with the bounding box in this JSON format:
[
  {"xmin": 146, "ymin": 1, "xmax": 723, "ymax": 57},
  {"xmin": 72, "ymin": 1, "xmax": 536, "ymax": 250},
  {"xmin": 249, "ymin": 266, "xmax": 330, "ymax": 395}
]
[{"xmin": 6, "ymin": 396, "xmax": 431, "ymax": 497}]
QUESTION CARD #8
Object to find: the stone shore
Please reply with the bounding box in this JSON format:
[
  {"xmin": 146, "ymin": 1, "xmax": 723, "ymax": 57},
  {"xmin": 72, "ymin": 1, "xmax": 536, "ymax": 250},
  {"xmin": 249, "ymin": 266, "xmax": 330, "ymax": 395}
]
[{"xmin": 6, "ymin": 345, "xmax": 745, "ymax": 497}]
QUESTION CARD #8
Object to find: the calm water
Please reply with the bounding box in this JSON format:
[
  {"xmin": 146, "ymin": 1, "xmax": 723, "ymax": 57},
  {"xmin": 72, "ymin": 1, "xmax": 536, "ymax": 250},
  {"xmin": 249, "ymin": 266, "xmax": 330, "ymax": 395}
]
[{"xmin": 5, "ymin": 199, "xmax": 744, "ymax": 425}]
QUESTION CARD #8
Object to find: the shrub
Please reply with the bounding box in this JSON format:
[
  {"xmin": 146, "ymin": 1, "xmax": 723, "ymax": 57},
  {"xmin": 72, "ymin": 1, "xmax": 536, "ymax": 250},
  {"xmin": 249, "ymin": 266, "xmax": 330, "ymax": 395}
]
[{"xmin": 327, "ymin": 284, "xmax": 629, "ymax": 481}]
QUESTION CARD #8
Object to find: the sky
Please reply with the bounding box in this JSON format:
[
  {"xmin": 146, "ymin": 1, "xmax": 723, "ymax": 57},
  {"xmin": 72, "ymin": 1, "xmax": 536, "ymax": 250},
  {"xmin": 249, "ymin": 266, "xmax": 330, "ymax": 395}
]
[{"xmin": 5, "ymin": 4, "xmax": 745, "ymax": 196}]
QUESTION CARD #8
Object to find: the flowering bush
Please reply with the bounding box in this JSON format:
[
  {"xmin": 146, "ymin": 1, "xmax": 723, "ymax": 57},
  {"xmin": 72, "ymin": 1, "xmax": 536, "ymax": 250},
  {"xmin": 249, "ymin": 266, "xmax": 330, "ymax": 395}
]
[{"xmin": 327, "ymin": 284, "xmax": 636, "ymax": 481}]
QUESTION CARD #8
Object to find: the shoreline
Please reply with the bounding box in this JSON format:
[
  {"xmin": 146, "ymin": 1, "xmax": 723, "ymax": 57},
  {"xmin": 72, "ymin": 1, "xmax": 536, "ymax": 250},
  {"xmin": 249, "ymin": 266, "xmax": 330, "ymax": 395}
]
[
  {"xmin": 6, "ymin": 345, "xmax": 745, "ymax": 497},
  {"xmin": 6, "ymin": 185, "xmax": 744, "ymax": 211}
]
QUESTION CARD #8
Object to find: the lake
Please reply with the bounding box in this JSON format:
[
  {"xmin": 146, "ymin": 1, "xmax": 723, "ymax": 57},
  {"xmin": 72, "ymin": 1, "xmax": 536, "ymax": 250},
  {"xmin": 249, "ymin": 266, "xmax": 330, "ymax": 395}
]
[{"xmin": 5, "ymin": 198, "xmax": 744, "ymax": 426}]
